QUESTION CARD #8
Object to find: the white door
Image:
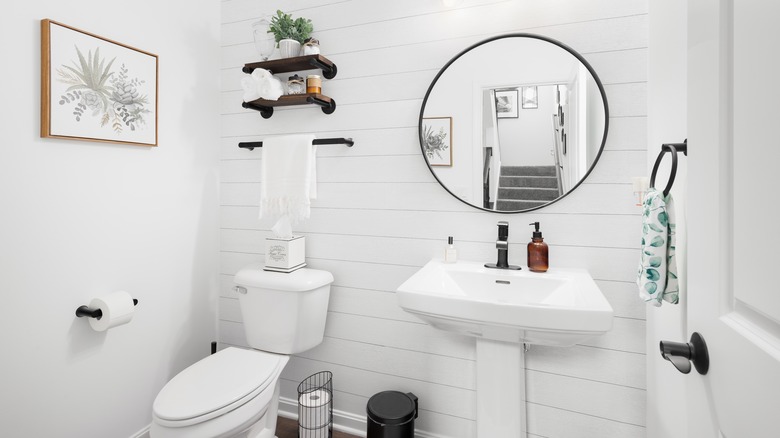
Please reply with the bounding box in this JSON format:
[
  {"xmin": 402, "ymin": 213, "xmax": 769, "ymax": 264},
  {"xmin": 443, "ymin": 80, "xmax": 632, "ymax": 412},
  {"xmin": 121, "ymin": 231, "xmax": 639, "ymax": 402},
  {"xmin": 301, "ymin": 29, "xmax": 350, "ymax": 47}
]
[{"xmin": 686, "ymin": 0, "xmax": 780, "ymax": 436}]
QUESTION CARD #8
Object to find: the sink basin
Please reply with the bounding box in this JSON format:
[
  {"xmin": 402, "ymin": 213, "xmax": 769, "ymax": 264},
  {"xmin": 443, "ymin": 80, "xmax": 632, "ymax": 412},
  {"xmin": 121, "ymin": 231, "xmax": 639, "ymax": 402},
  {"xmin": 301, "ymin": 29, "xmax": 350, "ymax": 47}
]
[{"xmin": 396, "ymin": 259, "xmax": 613, "ymax": 346}]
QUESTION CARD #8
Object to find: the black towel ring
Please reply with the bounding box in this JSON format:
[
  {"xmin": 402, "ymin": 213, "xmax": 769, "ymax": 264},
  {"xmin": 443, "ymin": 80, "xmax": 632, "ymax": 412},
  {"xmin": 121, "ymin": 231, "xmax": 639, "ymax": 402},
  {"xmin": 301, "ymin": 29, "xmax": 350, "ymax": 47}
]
[{"xmin": 650, "ymin": 139, "xmax": 688, "ymax": 197}]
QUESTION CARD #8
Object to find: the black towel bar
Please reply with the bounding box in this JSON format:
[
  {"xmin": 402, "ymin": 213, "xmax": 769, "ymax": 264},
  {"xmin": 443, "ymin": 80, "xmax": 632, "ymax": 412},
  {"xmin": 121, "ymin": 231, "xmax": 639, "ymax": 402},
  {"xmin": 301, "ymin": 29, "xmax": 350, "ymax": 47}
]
[
  {"xmin": 650, "ymin": 140, "xmax": 687, "ymax": 197},
  {"xmin": 238, "ymin": 137, "xmax": 354, "ymax": 151}
]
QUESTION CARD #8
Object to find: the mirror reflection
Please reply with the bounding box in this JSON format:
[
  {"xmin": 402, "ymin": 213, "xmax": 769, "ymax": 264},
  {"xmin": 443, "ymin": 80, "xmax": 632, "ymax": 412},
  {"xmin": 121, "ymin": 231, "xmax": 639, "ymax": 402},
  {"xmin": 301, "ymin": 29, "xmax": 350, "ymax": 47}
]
[{"xmin": 420, "ymin": 34, "xmax": 608, "ymax": 212}]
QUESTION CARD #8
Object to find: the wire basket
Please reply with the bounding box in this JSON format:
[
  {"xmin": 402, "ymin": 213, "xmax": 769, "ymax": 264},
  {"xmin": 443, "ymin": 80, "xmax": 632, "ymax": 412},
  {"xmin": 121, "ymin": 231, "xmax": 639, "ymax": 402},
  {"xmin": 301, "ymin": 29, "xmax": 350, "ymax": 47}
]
[{"xmin": 297, "ymin": 371, "xmax": 333, "ymax": 438}]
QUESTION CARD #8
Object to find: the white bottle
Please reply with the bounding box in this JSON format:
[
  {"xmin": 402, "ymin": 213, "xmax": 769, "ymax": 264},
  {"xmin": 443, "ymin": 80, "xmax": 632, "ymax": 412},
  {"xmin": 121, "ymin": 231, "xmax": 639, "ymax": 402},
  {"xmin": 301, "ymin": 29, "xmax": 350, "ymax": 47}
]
[{"xmin": 445, "ymin": 236, "xmax": 458, "ymax": 263}]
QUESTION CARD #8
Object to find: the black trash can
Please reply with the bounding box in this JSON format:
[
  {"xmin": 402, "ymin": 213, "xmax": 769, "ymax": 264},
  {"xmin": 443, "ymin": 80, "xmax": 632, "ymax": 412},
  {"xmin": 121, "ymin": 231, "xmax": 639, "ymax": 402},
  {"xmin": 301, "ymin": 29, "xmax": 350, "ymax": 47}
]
[{"xmin": 366, "ymin": 391, "xmax": 418, "ymax": 438}]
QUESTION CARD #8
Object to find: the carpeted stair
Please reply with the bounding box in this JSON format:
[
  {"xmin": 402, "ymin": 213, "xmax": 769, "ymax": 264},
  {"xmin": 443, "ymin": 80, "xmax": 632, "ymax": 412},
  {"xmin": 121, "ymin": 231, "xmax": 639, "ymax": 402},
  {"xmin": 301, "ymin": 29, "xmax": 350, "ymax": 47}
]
[{"xmin": 496, "ymin": 166, "xmax": 559, "ymax": 210}]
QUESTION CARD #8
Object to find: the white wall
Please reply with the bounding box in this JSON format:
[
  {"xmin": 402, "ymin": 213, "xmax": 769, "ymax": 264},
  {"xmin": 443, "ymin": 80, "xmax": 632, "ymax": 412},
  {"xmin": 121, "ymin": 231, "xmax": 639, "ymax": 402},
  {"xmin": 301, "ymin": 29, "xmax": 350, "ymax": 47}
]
[
  {"xmin": 646, "ymin": 1, "xmax": 688, "ymax": 437},
  {"xmin": 219, "ymin": 0, "xmax": 648, "ymax": 436},
  {"xmin": 0, "ymin": 2, "xmax": 220, "ymax": 437}
]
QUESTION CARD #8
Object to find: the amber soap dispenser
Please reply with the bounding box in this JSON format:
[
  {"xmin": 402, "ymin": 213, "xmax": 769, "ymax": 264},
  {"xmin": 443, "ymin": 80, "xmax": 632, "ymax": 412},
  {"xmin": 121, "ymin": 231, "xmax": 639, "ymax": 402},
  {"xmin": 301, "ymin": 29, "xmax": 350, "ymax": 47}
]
[{"xmin": 527, "ymin": 222, "xmax": 549, "ymax": 272}]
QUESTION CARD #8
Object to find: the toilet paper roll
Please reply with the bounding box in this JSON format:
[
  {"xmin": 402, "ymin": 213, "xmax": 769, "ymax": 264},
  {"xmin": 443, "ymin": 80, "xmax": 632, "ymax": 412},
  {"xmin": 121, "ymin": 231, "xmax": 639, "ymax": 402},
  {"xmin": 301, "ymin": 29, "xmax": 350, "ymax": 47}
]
[
  {"xmin": 298, "ymin": 389, "xmax": 331, "ymax": 430},
  {"xmin": 88, "ymin": 291, "xmax": 135, "ymax": 332}
]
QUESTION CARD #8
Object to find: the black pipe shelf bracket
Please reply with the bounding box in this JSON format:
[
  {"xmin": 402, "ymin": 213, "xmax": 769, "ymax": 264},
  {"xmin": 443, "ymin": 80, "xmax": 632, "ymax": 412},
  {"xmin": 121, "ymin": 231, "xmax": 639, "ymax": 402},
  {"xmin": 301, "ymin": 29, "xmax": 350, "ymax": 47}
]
[
  {"xmin": 238, "ymin": 137, "xmax": 354, "ymax": 151},
  {"xmin": 650, "ymin": 139, "xmax": 688, "ymax": 197},
  {"xmin": 76, "ymin": 299, "xmax": 138, "ymax": 320},
  {"xmin": 307, "ymin": 95, "xmax": 337, "ymax": 114},
  {"xmin": 242, "ymin": 94, "xmax": 337, "ymax": 118},
  {"xmin": 242, "ymin": 101, "xmax": 274, "ymax": 119}
]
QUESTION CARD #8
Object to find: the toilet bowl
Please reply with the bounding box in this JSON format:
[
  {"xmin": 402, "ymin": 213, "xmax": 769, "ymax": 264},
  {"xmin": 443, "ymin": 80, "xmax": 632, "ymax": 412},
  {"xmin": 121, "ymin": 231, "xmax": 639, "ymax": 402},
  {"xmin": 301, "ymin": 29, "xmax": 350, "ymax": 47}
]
[
  {"xmin": 151, "ymin": 347, "xmax": 288, "ymax": 438},
  {"xmin": 150, "ymin": 267, "xmax": 333, "ymax": 438}
]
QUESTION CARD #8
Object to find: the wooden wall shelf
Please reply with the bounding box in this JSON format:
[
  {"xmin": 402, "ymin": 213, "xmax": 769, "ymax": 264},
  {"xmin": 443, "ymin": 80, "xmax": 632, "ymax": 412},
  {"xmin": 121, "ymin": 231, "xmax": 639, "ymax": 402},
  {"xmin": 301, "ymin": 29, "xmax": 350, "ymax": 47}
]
[{"xmin": 243, "ymin": 54, "xmax": 337, "ymax": 79}]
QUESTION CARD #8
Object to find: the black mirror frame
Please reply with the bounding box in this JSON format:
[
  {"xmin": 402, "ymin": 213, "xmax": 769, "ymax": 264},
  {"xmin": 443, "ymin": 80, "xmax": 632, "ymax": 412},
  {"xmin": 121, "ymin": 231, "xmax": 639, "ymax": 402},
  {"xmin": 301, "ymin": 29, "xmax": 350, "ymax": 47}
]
[{"xmin": 419, "ymin": 33, "xmax": 610, "ymax": 214}]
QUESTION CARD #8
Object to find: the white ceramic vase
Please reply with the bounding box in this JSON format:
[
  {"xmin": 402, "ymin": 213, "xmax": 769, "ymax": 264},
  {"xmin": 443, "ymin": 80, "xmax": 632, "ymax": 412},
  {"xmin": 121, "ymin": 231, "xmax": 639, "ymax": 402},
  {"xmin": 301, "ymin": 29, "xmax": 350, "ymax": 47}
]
[{"xmin": 279, "ymin": 39, "xmax": 301, "ymax": 58}]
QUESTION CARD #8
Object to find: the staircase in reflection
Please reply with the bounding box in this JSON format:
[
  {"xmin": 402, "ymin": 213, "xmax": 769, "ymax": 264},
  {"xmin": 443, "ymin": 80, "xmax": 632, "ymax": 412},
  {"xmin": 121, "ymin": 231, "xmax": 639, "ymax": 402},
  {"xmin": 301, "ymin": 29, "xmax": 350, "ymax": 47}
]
[{"xmin": 496, "ymin": 165, "xmax": 559, "ymax": 211}]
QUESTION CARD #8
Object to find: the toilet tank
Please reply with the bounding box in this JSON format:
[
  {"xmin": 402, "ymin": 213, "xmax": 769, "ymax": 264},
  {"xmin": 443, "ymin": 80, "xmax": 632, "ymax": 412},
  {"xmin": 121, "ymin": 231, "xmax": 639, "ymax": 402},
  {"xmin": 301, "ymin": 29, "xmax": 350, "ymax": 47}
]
[{"xmin": 234, "ymin": 267, "xmax": 333, "ymax": 354}]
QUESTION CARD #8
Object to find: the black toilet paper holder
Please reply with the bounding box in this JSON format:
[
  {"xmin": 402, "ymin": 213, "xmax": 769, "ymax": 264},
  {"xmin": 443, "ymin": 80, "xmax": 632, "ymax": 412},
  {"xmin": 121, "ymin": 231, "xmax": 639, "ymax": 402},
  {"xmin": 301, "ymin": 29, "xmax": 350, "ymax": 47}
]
[{"xmin": 75, "ymin": 299, "xmax": 139, "ymax": 320}]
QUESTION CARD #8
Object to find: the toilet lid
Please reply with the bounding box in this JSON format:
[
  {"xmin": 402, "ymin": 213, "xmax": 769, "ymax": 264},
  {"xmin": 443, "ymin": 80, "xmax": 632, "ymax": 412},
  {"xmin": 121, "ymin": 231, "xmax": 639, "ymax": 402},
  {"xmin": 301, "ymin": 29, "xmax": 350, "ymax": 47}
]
[{"xmin": 153, "ymin": 347, "xmax": 285, "ymax": 422}]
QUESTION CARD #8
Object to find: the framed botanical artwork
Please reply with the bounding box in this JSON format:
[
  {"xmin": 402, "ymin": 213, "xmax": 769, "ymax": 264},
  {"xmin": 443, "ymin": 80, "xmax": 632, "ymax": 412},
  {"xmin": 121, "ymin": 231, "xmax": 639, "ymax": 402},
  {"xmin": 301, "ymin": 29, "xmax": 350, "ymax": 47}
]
[
  {"xmin": 521, "ymin": 86, "xmax": 538, "ymax": 109},
  {"xmin": 421, "ymin": 117, "xmax": 453, "ymax": 166},
  {"xmin": 41, "ymin": 19, "xmax": 158, "ymax": 146},
  {"xmin": 495, "ymin": 90, "xmax": 518, "ymax": 118}
]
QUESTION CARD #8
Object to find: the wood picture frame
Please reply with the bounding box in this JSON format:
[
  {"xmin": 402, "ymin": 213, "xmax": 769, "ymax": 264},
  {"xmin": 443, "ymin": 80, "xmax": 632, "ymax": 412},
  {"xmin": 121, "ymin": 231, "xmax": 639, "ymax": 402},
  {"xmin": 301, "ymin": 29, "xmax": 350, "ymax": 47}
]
[
  {"xmin": 421, "ymin": 116, "xmax": 453, "ymax": 166},
  {"xmin": 41, "ymin": 19, "xmax": 158, "ymax": 146}
]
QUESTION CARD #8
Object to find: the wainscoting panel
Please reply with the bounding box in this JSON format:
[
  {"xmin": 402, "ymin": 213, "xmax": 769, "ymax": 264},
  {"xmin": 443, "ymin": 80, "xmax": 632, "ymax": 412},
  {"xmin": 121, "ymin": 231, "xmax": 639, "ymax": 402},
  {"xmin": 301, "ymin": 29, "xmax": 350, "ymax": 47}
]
[{"xmin": 220, "ymin": 0, "xmax": 648, "ymax": 436}]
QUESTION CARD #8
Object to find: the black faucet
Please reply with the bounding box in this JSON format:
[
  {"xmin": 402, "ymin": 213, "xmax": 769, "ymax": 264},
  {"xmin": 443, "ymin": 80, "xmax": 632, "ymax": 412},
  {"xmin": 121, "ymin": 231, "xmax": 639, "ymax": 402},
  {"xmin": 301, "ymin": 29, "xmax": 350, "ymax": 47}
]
[{"xmin": 485, "ymin": 221, "xmax": 521, "ymax": 270}]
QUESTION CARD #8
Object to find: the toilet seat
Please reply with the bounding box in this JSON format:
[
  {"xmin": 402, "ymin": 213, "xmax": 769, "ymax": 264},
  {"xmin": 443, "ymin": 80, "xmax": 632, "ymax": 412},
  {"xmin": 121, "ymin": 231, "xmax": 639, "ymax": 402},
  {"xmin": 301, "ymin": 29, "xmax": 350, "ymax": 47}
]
[{"xmin": 153, "ymin": 347, "xmax": 287, "ymax": 428}]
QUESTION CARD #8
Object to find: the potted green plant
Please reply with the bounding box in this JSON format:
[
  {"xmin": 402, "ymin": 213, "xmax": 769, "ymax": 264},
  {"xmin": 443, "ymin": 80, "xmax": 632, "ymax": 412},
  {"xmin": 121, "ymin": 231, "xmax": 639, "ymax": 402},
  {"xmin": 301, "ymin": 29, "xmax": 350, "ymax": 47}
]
[{"xmin": 268, "ymin": 10, "xmax": 313, "ymax": 58}]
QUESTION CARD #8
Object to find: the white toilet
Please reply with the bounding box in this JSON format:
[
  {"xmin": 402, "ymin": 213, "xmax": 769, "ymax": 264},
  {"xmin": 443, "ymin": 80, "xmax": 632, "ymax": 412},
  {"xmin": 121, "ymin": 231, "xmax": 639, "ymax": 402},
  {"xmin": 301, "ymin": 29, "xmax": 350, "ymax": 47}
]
[{"xmin": 150, "ymin": 266, "xmax": 334, "ymax": 438}]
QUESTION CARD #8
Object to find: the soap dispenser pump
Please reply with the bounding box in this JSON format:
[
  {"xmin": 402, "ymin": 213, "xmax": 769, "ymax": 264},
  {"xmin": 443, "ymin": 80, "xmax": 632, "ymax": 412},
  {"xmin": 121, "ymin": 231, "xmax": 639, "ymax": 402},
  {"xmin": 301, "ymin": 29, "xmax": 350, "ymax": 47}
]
[{"xmin": 527, "ymin": 222, "xmax": 549, "ymax": 272}]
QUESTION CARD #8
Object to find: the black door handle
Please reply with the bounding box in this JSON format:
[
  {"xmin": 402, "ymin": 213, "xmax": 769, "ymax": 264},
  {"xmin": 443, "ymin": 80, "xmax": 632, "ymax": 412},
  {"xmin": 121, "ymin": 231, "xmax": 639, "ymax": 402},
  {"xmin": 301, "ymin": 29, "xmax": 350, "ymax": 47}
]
[{"xmin": 659, "ymin": 332, "xmax": 709, "ymax": 375}]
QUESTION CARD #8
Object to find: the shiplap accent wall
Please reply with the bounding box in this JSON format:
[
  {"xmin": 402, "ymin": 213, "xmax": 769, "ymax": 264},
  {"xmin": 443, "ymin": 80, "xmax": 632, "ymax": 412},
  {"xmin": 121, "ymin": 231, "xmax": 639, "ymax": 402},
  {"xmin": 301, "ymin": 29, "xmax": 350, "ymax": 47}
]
[{"xmin": 219, "ymin": 1, "xmax": 648, "ymax": 437}]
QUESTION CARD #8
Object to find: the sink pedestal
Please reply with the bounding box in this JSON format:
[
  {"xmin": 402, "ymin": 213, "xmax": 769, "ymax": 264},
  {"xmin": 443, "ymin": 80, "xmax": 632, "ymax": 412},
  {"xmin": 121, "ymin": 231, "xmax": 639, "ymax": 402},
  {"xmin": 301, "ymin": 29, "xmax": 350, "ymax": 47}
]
[
  {"xmin": 396, "ymin": 260, "xmax": 615, "ymax": 437},
  {"xmin": 476, "ymin": 338, "xmax": 526, "ymax": 437}
]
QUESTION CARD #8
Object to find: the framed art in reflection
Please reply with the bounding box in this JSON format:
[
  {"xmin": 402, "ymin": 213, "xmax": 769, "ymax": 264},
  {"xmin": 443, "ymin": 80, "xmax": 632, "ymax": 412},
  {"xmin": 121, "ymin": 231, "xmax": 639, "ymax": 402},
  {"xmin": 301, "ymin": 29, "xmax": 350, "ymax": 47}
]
[
  {"xmin": 522, "ymin": 86, "xmax": 538, "ymax": 109},
  {"xmin": 422, "ymin": 116, "xmax": 453, "ymax": 166},
  {"xmin": 495, "ymin": 89, "xmax": 519, "ymax": 118}
]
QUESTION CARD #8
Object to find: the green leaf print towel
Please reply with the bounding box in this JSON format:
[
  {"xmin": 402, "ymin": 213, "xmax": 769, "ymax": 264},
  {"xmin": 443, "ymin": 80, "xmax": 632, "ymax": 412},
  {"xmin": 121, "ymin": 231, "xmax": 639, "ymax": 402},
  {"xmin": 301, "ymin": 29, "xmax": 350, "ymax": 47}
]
[{"xmin": 637, "ymin": 188, "xmax": 679, "ymax": 306}]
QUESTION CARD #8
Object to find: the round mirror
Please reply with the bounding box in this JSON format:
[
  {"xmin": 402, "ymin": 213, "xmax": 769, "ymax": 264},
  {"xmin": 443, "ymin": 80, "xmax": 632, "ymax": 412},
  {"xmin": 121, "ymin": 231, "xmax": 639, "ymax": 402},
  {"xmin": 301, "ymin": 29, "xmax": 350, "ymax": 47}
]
[{"xmin": 419, "ymin": 34, "xmax": 609, "ymax": 213}]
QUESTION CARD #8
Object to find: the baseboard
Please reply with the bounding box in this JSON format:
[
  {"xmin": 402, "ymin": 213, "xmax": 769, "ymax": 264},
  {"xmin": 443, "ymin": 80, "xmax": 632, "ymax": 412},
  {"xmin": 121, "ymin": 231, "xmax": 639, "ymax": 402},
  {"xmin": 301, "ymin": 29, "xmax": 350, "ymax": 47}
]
[
  {"xmin": 132, "ymin": 402, "xmax": 443, "ymax": 438},
  {"xmin": 278, "ymin": 396, "xmax": 445, "ymax": 438},
  {"xmin": 279, "ymin": 396, "xmax": 367, "ymax": 437},
  {"xmin": 129, "ymin": 424, "xmax": 150, "ymax": 438}
]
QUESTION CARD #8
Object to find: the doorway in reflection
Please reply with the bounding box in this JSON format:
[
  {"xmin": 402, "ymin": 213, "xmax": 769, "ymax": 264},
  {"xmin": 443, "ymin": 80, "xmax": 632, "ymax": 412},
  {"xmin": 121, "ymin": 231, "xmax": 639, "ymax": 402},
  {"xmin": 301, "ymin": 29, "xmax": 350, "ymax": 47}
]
[
  {"xmin": 484, "ymin": 84, "xmax": 563, "ymax": 210},
  {"xmin": 482, "ymin": 65, "xmax": 603, "ymax": 211}
]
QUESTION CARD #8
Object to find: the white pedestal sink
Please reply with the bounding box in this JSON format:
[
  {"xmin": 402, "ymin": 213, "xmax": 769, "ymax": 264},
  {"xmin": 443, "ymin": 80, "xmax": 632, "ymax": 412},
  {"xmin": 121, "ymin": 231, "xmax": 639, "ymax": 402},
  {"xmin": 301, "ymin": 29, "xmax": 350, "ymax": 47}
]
[{"xmin": 396, "ymin": 259, "xmax": 614, "ymax": 437}]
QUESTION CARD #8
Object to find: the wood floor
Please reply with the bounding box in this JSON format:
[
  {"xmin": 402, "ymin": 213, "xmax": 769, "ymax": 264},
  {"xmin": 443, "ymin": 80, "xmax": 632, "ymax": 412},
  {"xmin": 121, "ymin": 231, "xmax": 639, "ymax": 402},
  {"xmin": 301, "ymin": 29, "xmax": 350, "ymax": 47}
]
[{"xmin": 276, "ymin": 416, "xmax": 361, "ymax": 438}]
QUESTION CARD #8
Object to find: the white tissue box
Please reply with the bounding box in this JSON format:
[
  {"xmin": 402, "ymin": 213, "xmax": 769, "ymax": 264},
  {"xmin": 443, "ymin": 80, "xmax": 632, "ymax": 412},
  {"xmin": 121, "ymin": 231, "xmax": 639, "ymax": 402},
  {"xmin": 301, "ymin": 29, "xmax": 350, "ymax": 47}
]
[{"xmin": 264, "ymin": 236, "xmax": 306, "ymax": 272}]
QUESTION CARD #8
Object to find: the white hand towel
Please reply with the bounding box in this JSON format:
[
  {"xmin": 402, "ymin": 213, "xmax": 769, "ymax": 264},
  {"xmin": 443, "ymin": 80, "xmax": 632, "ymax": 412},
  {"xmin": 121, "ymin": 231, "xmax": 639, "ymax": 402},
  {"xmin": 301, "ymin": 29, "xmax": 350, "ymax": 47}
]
[
  {"xmin": 637, "ymin": 188, "xmax": 679, "ymax": 306},
  {"xmin": 241, "ymin": 68, "xmax": 283, "ymax": 102},
  {"xmin": 260, "ymin": 134, "xmax": 317, "ymax": 225}
]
